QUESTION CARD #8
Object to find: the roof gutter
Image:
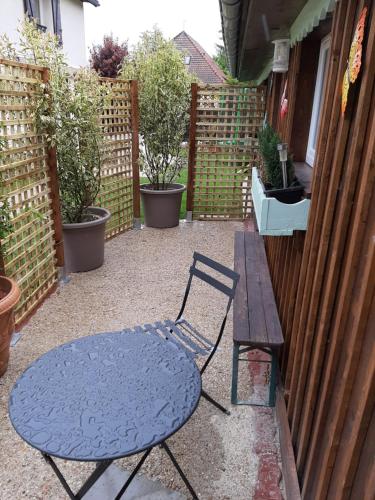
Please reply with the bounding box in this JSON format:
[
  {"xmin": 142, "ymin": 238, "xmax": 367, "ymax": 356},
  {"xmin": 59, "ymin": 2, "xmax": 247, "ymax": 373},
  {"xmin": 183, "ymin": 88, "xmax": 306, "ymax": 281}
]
[{"xmin": 219, "ymin": 0, "xmax": 242, "ymax": 76}]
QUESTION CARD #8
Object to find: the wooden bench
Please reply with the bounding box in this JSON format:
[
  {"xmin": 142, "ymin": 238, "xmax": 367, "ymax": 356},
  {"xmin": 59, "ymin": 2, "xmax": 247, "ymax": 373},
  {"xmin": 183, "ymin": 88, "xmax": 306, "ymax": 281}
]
[{"xmin": 232, "ymin": 231, "xmax": 284, "ymax": 406}]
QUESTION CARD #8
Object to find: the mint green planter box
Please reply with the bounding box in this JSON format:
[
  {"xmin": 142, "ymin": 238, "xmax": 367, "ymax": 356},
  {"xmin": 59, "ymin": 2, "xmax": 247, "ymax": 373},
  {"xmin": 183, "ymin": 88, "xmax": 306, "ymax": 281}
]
[{"xmin": 251, "ymin": 167, "xmax": 311, "ymax": 236}]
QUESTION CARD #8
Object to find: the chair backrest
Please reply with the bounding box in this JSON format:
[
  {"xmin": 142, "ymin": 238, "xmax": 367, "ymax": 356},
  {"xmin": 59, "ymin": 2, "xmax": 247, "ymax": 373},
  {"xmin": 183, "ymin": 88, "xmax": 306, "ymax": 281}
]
[
  {"xmin": 189, "ymin": 252, "xmax": 239, "ymax": 299},
  {"xmin": 176, "ymin": 252, "xmax": 240, "ymax": 374}
]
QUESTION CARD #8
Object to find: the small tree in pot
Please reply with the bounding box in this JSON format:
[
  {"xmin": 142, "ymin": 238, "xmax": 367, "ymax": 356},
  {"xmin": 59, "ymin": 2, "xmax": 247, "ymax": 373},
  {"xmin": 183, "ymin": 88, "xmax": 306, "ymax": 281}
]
[
  {"xmin": 122, "ymin": 28, "xmax": 194, "ymax": 228},
  {"xmin": 258, "ymin": 123, "xmax": 304, "ymax": 204},
  {"xmin": 0, "ymin": 135, "xmax": 21, "ymax": 377},
  {"xmin": 1, "ymin": 20, "xmax": 111, "ymax": 272}
]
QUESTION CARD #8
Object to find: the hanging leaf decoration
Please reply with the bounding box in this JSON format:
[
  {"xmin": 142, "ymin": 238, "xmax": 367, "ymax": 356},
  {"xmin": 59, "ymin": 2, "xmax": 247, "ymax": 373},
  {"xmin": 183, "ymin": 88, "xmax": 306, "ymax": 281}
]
[
  {"xmin": 341, "ymin": 6, "xmax": 368, "ymax": 115},
  {"xmin": 341, "ymin": 70, "xmax": 350, "ymax": 115},
  {"xmin": 349, "ymin": 6, "xmax": 368, "ymax": 84}
]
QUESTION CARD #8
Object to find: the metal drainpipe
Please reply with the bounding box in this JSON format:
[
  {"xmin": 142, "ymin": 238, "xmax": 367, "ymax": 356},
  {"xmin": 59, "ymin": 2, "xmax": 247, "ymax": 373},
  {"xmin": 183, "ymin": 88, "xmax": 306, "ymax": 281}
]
[{"xmin": 220, "ymin": 0, "xmax": 242, "ymax": 77}]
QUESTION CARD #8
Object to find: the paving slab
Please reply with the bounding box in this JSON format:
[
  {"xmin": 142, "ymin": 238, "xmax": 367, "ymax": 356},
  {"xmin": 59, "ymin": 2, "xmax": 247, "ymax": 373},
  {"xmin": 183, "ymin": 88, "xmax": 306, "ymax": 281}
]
[{"xmin": 82, "ymin": 464, "xmax": 186, "ymax": 500}]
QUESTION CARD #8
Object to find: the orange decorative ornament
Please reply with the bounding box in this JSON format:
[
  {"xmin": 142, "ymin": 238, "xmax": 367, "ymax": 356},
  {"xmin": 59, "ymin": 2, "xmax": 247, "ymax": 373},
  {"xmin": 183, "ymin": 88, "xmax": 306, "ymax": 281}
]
[
  {"xmin": 349, "ymin": 6, "xmax": 368, "ymax": 84},
  {"xmin": 341, "ymin": 6, "xmax": 368, "ymax": 115}
]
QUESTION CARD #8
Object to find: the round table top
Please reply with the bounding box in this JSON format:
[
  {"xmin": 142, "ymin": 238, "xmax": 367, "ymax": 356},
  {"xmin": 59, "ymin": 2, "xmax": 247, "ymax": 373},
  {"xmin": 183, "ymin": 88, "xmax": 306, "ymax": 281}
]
[{"xmin": 9, "ymin": 331, "xmax": 201, "ymax": 461}]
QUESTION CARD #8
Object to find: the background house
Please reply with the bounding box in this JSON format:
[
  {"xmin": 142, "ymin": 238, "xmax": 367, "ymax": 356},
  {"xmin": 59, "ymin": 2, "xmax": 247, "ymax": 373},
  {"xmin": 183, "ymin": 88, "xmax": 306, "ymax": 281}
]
[
  {"xmin": 173, "ymin": 31, "xmax": 226, "ymax": 84},
  {"xmin": 0, "ymin": 0, "xmax": 99, "ymax": 67}
]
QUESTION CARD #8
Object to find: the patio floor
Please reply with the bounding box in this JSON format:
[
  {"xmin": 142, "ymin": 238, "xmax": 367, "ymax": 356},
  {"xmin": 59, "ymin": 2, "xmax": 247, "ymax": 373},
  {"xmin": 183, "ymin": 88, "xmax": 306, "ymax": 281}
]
[{"xmin": 0, "ymin": 221, "xmax": 283, "ymax": 499}]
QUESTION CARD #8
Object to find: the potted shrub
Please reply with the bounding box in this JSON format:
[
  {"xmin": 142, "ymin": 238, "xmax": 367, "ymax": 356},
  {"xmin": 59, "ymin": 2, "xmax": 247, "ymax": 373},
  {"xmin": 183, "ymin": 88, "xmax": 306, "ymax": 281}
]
[
  {"xmin": 258, "ymin": 123, "xmax": 304, "ymax": 204},
  {"xmin": 122, "ymin": 28, "xmax": 193, "ymax": 228},
  {"xmin": 1, "ymin": 20, "xmax": 111, "ymax": 272},
  {"xmin": 56, "ymin": 69, "xmax": 110, "ymax": 272},
  {"xmin": 0, "ymin": 136, "xmax": 20, "ymax": 377}
]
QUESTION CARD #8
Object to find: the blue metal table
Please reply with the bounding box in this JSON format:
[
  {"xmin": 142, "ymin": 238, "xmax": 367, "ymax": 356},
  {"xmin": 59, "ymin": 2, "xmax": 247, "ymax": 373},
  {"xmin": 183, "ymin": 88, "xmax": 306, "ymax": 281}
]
[{"xmin": 9, "ymin": 331, "xmax": 201, "ymax": 499}]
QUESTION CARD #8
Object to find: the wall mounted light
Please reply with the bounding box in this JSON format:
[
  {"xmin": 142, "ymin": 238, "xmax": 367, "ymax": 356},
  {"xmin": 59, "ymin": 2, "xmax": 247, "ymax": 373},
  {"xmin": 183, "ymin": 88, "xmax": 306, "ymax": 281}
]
[
  {"xmin": 277, "ymin": 143, "xmax": 288, "ymax": 188},
  {"xmin": 272, "ymin": 39, "xmax": 290, "ymax": 73}
]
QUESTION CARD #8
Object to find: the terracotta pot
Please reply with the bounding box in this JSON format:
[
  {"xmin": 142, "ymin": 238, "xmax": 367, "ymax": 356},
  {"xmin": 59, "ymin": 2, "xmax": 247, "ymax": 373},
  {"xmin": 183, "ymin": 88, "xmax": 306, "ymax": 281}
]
[
  {"xmin": 0, "ymin": 277, "xmax": 21, "ymax": 377},
  {"xmin": 140, "ymin": 183, "xmax": 185, "ymax": 228},
  {"xmin": 63, "ymin": 207, "xmax": 111, "ymax": 273}
]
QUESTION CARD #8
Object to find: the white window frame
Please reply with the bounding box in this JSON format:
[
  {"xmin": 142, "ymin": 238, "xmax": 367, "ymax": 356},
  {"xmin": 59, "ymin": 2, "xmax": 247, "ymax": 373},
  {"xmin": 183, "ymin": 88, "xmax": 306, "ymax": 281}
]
[{"xmin": 306, "ymin": 35, "xmax": 331, "ymax": 166}]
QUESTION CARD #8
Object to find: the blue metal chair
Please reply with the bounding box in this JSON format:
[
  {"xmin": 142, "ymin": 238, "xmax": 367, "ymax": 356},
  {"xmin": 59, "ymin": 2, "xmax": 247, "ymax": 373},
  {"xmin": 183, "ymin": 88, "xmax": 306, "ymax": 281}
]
[{"xmin": 123, "ymin": 252, "xmax": 240, "ymax": 414}]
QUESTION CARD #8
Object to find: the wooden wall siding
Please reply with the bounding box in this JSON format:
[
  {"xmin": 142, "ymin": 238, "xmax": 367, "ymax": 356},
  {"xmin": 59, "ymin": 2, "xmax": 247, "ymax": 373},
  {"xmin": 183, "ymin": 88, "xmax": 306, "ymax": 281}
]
[
  {"xmin": 187, "ymin": 84, "xmax": 265, "ymax": 220},
  {"xmin": 98, "ymin": 78, "xmax": 137, "ymax": 239},
  {"xmin": 0, "ymin": 59, "xmax": 59, "ymax": 325},
  {"xmin": 264, "ymin": 1, "xmax": 375, "ymax": 498}
]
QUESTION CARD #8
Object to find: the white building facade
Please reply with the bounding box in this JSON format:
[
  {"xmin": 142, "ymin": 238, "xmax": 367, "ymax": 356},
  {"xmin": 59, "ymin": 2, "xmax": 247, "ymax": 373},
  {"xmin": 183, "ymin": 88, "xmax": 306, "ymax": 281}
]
[{"xmin": 0, "ymin": 0, "xmax": 99, "ymax": 67}]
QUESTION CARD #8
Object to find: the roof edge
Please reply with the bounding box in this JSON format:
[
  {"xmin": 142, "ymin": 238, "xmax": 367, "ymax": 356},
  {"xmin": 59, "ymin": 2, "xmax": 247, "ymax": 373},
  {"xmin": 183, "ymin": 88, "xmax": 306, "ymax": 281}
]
[{"xmin": 82, "ymin": 0, "xmax": 100, "ymax": 7}]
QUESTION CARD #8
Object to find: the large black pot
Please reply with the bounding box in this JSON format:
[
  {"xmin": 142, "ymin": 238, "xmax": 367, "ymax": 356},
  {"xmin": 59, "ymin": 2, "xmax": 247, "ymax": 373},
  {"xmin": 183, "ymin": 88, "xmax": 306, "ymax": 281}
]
[
  {"xmin": 140, "ymin": 183, "xmax": 185, "ymax": 228},
  {"xmin": 63, "ymin": 207, "xmax": 111, "ymax": 273}
]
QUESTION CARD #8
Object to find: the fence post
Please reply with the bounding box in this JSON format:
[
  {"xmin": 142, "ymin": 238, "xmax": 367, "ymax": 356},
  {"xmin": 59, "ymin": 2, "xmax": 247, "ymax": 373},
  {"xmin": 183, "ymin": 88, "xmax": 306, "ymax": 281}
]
[
  {"xmin": 186, "ymin": 82, "xmax": 198, "ymax": 222},
  {"xmin": 130, "ymin": 79, "xmax": 141, "ymax": 228},
  {"xmin": 42, "ymin": 68, "xmax": 64, "ymax": 267}
]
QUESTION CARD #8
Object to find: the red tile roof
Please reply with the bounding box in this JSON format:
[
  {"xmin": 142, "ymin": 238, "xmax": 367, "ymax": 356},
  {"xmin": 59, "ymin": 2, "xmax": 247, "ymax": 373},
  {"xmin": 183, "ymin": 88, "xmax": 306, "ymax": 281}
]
[{"xmin": 173, "ymin": 31, "xmax": 226, "ymax": 84}]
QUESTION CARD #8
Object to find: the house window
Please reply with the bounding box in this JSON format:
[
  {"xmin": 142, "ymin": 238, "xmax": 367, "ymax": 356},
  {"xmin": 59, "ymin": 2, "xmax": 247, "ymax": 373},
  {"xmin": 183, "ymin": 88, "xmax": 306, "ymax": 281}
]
[
  {"xmin": 24, "ymin": 0, "xmax": 41, "ymax": 24},
  {"xmin": 184, "ymin": 55, "xmax": 191, "ymax": 65},
  {"xmin": 306, "ymin": 35, "xmax": 330, "ymax": 166}
]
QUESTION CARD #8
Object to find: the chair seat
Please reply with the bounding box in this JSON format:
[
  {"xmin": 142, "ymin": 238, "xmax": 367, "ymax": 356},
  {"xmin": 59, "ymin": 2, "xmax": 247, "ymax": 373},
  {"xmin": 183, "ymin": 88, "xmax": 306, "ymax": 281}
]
[{"xmin": 122, "ymin": 319, "xmax": 215, "ymax": 358}]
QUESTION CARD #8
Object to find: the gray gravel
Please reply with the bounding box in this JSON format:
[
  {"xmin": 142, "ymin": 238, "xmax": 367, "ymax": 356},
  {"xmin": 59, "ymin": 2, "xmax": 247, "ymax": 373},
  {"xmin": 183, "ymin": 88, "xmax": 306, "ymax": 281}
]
[{"xmin": 0, "ymin": 221, "xmax": 282, "ymax": 499}]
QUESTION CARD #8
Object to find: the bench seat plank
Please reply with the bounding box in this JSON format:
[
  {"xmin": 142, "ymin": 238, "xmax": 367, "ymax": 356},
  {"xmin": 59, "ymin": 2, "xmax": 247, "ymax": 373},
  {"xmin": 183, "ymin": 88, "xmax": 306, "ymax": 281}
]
[{"xmin": 234, "ymin": 231, "xmax": 283, "ymax": 348}]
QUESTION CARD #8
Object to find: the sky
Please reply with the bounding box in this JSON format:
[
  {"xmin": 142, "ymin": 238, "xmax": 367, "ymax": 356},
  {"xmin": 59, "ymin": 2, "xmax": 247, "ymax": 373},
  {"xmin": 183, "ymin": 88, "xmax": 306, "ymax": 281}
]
[{"xmin": 84, "ymin": 0, "xmax": 223, "ymax": 59}]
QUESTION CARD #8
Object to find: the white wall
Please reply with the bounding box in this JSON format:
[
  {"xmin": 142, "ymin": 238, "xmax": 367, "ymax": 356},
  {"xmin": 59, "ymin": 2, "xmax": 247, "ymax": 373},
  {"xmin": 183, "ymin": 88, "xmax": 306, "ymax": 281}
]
[
  {"xmin": 0, "ymin": 0, "xmax": 88, "ymax": 68},
  {"xmin": 60, "ymin": 0, "xmax": 87, "ymax": 67},
  {"xmin": 0, "ymin": 0, "xmax": 25, "ymax": 46}
]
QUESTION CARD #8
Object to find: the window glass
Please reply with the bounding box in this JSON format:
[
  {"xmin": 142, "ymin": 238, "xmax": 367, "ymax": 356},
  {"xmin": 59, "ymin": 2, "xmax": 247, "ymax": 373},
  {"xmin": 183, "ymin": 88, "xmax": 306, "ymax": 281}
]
[{"xmin": 306, "ymin": 35, "xmax": 330, "ymax": 166}]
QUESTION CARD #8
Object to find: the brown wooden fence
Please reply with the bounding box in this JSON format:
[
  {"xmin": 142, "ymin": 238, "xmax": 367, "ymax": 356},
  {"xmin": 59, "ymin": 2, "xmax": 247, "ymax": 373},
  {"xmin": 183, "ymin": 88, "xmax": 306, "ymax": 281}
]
[
  {"xmin": 264, "ymin": 1, "xmax": 375, "ymax": 497},
  {"xmin": 99, "ymin": 78, "xmax": 139, "ymax": 239},
  {"xmin": 0, "ymin": 60, "xmax": 139, "ymax": 326},
  {"xmin": 187, "ymin": 83, "xmax": 265, "ymax": 220},
  {"xmin": 0, "ymin": 59, "xmax": 59, "ymax": 325}
]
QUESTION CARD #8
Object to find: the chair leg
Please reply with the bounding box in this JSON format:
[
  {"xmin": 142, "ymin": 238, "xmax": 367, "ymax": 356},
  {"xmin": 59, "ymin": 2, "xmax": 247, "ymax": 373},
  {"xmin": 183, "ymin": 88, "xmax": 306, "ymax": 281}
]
[
  {"xmin": 231, "ymin": 343, "xmax": 240, "ymax": 405},
  {"xmin": 268, "ymin": 350, "xmax": 278, "ymax": 407},
  {"xmin": 201, "ymin": 389, "xmax": 230, "ymax": 415}
]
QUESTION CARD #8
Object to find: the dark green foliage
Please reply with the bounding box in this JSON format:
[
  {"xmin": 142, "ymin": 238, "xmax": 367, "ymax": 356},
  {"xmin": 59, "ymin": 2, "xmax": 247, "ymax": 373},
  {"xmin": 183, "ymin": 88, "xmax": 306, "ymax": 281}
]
[{"xmin": 258, "ymin": 123, "xmax": 294, "ymax": 189}]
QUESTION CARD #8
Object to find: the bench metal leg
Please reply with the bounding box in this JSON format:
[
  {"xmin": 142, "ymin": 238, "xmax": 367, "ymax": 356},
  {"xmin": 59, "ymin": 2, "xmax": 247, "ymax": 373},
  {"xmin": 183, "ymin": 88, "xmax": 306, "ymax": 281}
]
[
  {"xmin": 231, "ymin": 343, "xmax": 278, "ymax": 407},
  {"xmin": 268, "ymin": 350, "xmax": 277, "ymax": 407},
  {"xmin": 231, "ymin": 343, "xmax": 240, "ymax": 404}
]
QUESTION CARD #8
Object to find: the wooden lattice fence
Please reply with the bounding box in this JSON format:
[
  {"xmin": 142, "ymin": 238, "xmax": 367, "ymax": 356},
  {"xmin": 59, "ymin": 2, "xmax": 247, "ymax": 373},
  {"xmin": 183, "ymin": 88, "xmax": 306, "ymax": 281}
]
[
  {"xmin": 0, "ymin": 60, "xmax": 139, "ymax": 326},
  {"xmin": 0, "ymin": 60, "xmax": 59, "ymax": 325},
  {"xmin": 99, "ymin": 78, "xmax": 139, "ymax": 239},
  {"xmin": 187, "ymin": 84, "xmax": 265, "ymax": 220}
]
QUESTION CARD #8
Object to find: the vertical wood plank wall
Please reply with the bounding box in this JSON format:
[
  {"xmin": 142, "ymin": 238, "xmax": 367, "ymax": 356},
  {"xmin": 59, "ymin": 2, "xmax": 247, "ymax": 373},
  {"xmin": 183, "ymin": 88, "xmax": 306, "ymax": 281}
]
[{"xmin": 264, "ymin": 1, "xmax": 375, "ymax": 498}]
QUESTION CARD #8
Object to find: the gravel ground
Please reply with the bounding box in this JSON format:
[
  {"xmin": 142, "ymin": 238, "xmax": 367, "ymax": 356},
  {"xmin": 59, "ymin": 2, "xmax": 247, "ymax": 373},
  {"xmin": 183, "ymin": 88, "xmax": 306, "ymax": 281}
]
[{"xmin": 0, "ymin": 221, "xmax": 282, "ymax": 499}]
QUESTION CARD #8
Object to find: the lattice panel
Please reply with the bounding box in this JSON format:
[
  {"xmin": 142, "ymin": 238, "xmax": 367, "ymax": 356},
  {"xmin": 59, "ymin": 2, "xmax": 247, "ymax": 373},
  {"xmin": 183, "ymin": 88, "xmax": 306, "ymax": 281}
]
[
  {"xmin": 192, "ymin": 85, "xmax": 265, "ymax": 220},
  {"xmin": 99, "ymin": 78, "xmax": 133, "ymax": 239},
  {"xmin": 0, "ymin": 59, "xmax": 57, "ymax": 325}
]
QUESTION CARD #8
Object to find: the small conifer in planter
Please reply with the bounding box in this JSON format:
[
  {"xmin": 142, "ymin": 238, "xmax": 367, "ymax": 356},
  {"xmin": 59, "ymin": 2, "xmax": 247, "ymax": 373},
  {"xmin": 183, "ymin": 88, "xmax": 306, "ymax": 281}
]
[{"xmin": 258, "ymin": 123, "xmax": 304, "ymax": 204}]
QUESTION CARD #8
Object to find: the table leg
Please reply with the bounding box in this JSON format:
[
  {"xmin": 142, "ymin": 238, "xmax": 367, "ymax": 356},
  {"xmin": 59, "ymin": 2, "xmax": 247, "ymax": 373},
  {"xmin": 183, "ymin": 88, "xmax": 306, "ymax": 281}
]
[
  {"xmin": 114, "ymin": 447, "xmax": 152, "ymax": 500},
  {"xmin": 161, "ymin": 442, "xmax": 198, "ymax": 499}
]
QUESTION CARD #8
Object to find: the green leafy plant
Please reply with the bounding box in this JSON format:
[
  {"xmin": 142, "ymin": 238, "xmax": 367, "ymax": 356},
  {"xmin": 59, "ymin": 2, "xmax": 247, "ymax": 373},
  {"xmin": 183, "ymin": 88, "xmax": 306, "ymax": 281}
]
[
  {"xmin": 258, "ymin": 123, "xmax": 294, "ymax": 189},
  {"xmin": 122, "ymin": 27, "xmax": 194, "ymax": 189},
  {"xmin": 0, "ymin": 135, "xmax": 13, "ymax": 253},
  {"xmin": 0, "ymin": 19, "xmax": 109, "ymax": 223}
]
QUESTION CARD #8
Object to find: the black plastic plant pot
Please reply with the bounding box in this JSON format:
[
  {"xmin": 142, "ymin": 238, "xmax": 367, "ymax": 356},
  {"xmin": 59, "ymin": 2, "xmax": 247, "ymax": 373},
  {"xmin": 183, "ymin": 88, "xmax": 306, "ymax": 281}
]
[
  {"xmin": 140, "ymin": 183, "xmax": 185, "ymax": 228},
  {"xmin": 263, "ymin": 183, "xmax": 305, "ymax": 204}
]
